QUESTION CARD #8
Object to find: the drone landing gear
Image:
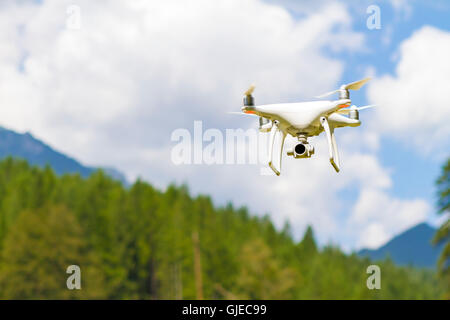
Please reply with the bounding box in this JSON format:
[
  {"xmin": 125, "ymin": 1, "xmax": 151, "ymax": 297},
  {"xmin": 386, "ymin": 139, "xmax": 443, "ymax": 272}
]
[
  {"xmin": 320, "ymin": 116, "xmax": 340, "ymax": 173},
  {"xmin": 268, "ymin": 123, "xmax": 286, "ymax": 176}
]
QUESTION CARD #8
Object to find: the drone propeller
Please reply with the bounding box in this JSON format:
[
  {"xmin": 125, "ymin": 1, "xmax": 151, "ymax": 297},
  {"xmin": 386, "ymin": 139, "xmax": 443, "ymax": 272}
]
[
  {"xmin": 315, "ymin": 77, "xmax": 371, "ymax": 99},
  {"xmin": 244, "ymin": 84, "xmax": 255, "ymax": 96},
  {"xmin": 227, "ymin": 111, "xmax": 257, "ymax": 116},
  {"xmin": 336, "ymin": 104, "xmax": 375, "ymax": 115},
  {"xmin": 345, "ymin": 78, "xmax": 371, "ymax": 90},
  {"xmin": 355, "ymin": 104, "xmax": 375, "ymax": 111},
  {"xmin": 315, "ymin": 89, "xmax": 339, "ymax": 99}
]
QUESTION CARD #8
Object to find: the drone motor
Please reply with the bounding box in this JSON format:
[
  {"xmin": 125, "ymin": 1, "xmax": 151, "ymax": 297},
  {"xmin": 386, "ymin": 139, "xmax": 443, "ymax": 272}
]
[
  {"xmin": 243, "ymin": 84, "xmax": 255, "ymax": 106},
  {"xmin": 243, "ymin": 94, "xmax": 254, "ymax": 107},
  {"xmin": 338, "ymin": 87, "xmax": 349, "ymax": 100},
  {"xmin": 258, "ymin": 117, "xmax": 272, "ymax": 133},
  {"xmin": 349, "ymin": 108, "xmax": 359, "ymax": 120}
]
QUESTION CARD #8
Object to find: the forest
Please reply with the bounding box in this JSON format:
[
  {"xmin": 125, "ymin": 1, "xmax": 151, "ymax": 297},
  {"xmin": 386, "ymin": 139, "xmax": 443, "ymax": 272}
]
[{"xmin": 0, "ymin": 157, "xmax": 447, "ymax": 299}]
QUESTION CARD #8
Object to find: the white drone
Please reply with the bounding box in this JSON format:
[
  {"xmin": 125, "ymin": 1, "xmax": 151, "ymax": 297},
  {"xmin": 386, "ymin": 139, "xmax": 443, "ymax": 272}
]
[{"xmin": 232, "ymin": 78, "xmax": 374, "ymax": 175}]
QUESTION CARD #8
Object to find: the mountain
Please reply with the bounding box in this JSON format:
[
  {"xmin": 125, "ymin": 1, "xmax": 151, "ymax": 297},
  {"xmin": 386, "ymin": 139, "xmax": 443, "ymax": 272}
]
[
  {"xmin": 0, "ymin": 126, "xmax": 128, "ymax": 185},
  {"xmin": 358, "ymin": 223, "xmax": 443, "ymax": 268}
]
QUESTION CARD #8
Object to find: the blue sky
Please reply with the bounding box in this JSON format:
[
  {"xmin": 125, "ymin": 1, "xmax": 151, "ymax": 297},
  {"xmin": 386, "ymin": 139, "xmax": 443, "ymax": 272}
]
[
  {"xmin": 370, "ymin": 1, "xmax": 448, "ymax": 243},
  {"xmin": 0, "ymin": 0, "xmax": 449, "ymax": 251},
  {"xmin": 339, "ymin": 1, "xmax": 450, "ymax": 225}
]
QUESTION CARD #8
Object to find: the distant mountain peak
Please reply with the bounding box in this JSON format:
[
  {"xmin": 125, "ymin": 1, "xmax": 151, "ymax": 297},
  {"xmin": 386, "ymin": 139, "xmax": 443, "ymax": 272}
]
[
  {"xmin": 358, "ymin": 222, "xmax": 442, "ymax": 268},
  {"xmin": 0, "ymin": 126, "xmax": 128, "ymax": 185},
  {"xmin": 409, "ymin": 222, "xmax": 434, "ymax": 230}
]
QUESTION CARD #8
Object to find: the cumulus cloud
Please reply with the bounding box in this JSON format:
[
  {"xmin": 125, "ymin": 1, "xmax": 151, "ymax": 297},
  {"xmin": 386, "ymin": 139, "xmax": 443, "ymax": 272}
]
[
  {"xmin": 367, "ymin": 26, "xmax": 450, "ymax": 155},
  {"xmin": 390, "ymin": 0, "xmax": 413, "ymax": 19},
  {"xmin": 351, "ymin": 189, "xmax": 430, "ymax": 249}
]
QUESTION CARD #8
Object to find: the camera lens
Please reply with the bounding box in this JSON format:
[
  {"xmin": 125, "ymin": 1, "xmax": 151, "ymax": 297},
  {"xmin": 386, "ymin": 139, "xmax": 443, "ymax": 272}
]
[{"xmin": 295, "ymin": 144, "xmax": 306, "ymax": 155}]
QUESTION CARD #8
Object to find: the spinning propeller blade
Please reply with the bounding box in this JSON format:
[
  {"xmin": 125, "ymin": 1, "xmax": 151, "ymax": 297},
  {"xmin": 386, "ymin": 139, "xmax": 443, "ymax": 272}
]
[
  {"xmin": 315, "ymin": 77, "xmax": 371, "ymax": 98},
  {"xmin": 345, "ymin": 77, "xmax": 371, "ymax": 91},
  {"xmin": 315, "ymin": 90, "xmax": 339, "ymax": 99},
  {"xmin": 227, "ymin": 111, "xmax": 257, "ymax": 116},
  {"xmin": 244, "ymin": 84, "xmax": 255, "ymax": 96},
  {"xmin": 336, "ymin": 104, "xmax": 375, "ymax": 115}
]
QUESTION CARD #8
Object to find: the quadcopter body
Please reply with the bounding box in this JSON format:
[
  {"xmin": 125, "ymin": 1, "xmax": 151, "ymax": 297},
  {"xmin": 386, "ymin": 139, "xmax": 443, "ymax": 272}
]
[{"xmin": 232, "ymin": 78, "xmax": 374, "ymax": 175}]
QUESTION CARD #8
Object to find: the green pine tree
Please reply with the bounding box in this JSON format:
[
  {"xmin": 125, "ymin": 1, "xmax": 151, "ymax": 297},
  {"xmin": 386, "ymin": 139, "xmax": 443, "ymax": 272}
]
[
  {"xmin": 0, "ymin": 205, "xmax": 107, "ymax": 299},
  {"xmin": 235, "ymin": 238, "xmax": 298, "ymax": 299},
  {"xmin": 299, "ymin": 225, "xmax": 318, "ymax": 257},
  {"xmin": 433, "ymin": 158, "xmax": 450, "ymax": 298}
]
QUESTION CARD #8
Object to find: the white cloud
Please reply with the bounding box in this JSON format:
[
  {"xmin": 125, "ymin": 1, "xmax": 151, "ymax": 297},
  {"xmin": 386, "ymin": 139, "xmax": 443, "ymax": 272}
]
[
  {"xmin": 360, "ymin": 223, "xmax": 390, "ymax": 250},
  {"xmin": 367, "ymin": 26, "xmax": 450, "ymax": 155},
  {"xmin": 351, "ymin": 188, "xmax": 430, "ymax": 249},
  {"xmin": 390, "ymin": 0, "xmax": 413, "ymax": 20}
]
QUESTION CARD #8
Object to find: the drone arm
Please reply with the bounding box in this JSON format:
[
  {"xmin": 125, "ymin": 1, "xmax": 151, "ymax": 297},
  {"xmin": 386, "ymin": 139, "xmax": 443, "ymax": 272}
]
[
  {"xmin": 268, "ymin": 125, "xmax": 286, "ymax": 176},
  {"xmin": 320, "ymin": 116, "xmax": 340, "ymax": 172}
]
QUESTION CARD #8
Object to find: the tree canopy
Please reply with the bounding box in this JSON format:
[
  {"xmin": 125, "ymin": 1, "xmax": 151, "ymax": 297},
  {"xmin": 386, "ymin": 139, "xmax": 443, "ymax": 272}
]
[{"xmin": 434, "ymin": 158, "xmax": 450, "ymax": 298}]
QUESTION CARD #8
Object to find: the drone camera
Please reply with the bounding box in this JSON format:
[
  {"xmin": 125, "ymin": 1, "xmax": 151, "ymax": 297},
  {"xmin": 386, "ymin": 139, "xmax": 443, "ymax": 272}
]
[
  {"xmin": 295, "ymin": 143, "xmax": 306, "ymax": 155},
  {"xmin": 287, "ymin": 143, "xmax": 314, "ymax": 159}
]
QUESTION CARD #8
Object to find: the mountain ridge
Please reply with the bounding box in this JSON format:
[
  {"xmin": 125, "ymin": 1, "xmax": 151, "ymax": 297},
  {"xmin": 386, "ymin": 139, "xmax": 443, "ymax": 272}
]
[
  {"xmin": 358, "ymin": 222, "xmax": 442, "ymax": 268},
  {"xmin": 0, "ymin": 126, "xmax": 127, "ymax": 184}
]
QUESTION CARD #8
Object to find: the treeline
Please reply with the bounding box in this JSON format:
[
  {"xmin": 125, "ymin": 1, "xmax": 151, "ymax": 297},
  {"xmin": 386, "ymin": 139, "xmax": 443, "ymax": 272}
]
[{"xmin": 0, "ymin": 158, "xmax": 446, "ymax": 299}]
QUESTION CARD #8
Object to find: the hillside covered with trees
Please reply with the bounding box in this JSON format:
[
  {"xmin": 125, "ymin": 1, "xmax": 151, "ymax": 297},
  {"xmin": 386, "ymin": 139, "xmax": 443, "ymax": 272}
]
[{"xmin": 0, "ymin": 158, "xmax": 446, "ymax": 299}]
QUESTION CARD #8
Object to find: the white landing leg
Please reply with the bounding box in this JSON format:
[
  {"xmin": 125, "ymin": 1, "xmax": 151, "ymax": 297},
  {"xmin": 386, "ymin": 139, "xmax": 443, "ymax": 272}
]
[
  {"xmin": 268, "ymin": 125, "xmax": 287, "ymax": 176},
  {"xmin": 320, "ymin": 116, "xmax": 340, "ymax": 172}
]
